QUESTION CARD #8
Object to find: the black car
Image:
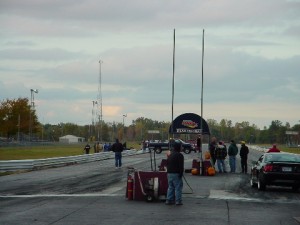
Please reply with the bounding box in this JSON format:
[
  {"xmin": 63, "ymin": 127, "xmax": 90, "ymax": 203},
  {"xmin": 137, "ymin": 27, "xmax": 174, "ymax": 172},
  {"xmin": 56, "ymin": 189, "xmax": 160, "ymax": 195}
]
[{"xmin": 250, "ymin": 152, "xmax": 300, "ymax": 191}]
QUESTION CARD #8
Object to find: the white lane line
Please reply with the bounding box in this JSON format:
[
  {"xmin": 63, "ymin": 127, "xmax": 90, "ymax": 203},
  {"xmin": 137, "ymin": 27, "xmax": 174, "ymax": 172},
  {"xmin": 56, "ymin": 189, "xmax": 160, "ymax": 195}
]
[{"xmin": 0, "ymin": 193, "xmax": 124, "ymax": 198}]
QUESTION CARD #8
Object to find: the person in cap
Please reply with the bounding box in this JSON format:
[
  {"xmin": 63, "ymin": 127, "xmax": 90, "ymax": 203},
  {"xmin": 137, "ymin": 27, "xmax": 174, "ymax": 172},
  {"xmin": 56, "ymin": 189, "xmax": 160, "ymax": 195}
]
[
  {"xmin": 267, "ymin": 144, "xmax": 280, "ymax": 153},
  {"xmin": 239, "ymin": 141, "xmax": 249, "ymax": 174},
  {"xmin": 166, "ymin": 140, "xmax": 184, "ymax": 205},
  {"xmin": 228, "ymin": 140, "xmax": 238, "ymax": 173}
]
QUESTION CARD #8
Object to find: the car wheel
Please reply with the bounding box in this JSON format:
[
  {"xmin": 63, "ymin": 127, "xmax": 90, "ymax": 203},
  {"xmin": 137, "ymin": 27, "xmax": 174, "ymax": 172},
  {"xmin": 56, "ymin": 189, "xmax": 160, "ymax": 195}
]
[
  {"xmin": 154, "ymin": 148, "xmax": 162, "ymax": 154},
  {"xmin": 183, "ymin": 148, "xmax": 191, "ymax": 154},
  {"xmin": 257, "ymin": 178, "xmax": 266, "ymax": 191},
  {"xmin": 250, "ymin": 175, "xmax": 257, "ymax": 188}
]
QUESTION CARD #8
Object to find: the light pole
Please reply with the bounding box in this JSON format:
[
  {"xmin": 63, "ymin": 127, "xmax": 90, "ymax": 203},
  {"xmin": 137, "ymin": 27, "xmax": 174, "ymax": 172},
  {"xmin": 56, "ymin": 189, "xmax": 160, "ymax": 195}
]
[
  {"xmin": 98, "ymin": 60, "xmax": 103, "ymax": 142},
  {"xmin": 29, "ymin": 89, "xmax": 38, "ymax": 142},
  {"xmin": 123, "ymin": 114, "xmax": 127, "ymax": 141},
  {"xmin": 92, "ymin": 100, "xmax": 97, "ymax": 139}
]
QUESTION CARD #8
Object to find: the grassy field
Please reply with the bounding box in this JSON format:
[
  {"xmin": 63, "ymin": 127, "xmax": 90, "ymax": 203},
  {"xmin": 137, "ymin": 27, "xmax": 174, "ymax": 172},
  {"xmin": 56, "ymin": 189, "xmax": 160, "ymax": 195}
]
[
  {"xmin": 0, "ymin": 142, "xmax": 142, "ymax": 160},
  {"xmin": 0, "ymin": 143, "xmax": 298, "ymax": 161},
  {"xmin": 257, "ymin": 144, "xmax": 300, "ymax": 154}
]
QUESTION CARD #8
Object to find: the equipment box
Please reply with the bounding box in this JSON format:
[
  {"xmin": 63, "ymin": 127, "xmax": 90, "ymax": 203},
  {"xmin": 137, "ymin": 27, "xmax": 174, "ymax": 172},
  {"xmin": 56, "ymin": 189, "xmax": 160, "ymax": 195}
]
[{"xmin": 132, "ymin": 171, "xmax": 168, "ymax": 201}]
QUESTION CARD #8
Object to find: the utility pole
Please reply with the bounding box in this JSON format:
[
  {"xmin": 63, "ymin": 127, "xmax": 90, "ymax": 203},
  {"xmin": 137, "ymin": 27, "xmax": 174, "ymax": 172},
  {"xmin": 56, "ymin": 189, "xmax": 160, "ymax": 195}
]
[
  {"xmin": 29, "ymin": 89, "xmax": 38, "ymax": 142},
  {"xmin": 92, "ymin": 100, "xmax": 97, "ymax": 138},
  {"xmin": 17, "ymin": 114, "xmax": 20, "ymax": 142},
  {"xmin": 98, "ymin": 60, "xmax": 103, "ymax": 142},
  {"xmin": 123, "ymin": 114, "xmax": 127, "ymax": 141}
]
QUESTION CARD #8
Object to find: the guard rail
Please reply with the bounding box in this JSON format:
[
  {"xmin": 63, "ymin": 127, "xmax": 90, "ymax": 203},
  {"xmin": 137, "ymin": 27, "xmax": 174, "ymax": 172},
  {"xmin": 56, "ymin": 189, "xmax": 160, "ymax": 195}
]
[{"xmin": 0, "ymin": 150, "xmax": 142, "ymax": 172}]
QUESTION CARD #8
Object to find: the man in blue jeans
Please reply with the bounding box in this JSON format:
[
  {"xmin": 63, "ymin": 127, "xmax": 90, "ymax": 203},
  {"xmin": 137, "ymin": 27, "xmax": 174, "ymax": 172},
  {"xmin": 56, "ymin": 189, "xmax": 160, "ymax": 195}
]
[
  {"xmin": 228, "ymin": 140, "xmax": 238, "ymax": 173},
  {"xmin": 111, "ymin": 138, "xmax": 124, "ymax": 169},
  {"xmin": 165, "ymin": 140, "xmax": 184, "ymax": 206}
]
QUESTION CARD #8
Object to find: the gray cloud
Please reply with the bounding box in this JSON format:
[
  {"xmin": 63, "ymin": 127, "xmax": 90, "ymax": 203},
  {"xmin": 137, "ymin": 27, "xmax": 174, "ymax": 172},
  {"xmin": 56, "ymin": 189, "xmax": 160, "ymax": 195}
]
[
  {"xmin": 0, "ymin": 0, "xmax": 299, "ymax": 128},
  {"xmin": 0, "ymin": 48, "xmax": 89, "ymax": 61}
]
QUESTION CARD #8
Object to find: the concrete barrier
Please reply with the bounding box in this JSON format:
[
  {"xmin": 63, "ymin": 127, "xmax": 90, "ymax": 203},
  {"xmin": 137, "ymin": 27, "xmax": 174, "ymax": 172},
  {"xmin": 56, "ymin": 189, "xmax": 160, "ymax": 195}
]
[{"xmin": 0, "ymin": 150, "xmax": 143, "ymax": 172}]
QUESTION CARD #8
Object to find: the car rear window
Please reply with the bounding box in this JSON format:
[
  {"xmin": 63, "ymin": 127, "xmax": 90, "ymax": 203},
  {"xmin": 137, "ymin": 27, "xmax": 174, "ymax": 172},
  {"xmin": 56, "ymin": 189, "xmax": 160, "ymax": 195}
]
[{"xmin": 265, "ymin": 154, "xmax": 300, "ymax": 163}]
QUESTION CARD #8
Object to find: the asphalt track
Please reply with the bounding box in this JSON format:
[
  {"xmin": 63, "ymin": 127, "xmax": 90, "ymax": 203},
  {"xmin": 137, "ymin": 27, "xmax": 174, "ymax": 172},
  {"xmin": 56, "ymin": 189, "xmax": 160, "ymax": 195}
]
[{"xmin": 1, "ymin": 148, "xmax": 300, "ymax": 225}]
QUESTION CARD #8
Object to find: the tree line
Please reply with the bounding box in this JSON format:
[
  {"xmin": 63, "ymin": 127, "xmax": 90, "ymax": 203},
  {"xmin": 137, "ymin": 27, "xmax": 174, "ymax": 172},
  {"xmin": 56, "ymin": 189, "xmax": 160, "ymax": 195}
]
[{"xmin": 1, "ymin": 98, "xmax": 299, "ymax": 145}]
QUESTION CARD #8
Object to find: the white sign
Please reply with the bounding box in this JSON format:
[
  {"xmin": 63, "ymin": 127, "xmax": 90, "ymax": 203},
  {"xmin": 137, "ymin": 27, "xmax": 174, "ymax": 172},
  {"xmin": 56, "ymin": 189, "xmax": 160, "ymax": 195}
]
[
  {"xmin": 286, "ymin": 131, "xmax": 299, "ymax": 135},
  {"xmin": 148, "ymin": 130, "xmax": 160, "ymax": 134},
  {"xmin": 176, "ymin": 128, "xmax": 202, "ymax": 134}
]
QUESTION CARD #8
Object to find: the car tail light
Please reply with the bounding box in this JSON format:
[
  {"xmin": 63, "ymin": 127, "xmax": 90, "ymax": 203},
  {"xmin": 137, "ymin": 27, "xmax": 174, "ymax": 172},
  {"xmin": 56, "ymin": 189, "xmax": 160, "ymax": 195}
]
[{"xmin": 264, "ymin": 164, "xmax": 273, "ymax": 172}]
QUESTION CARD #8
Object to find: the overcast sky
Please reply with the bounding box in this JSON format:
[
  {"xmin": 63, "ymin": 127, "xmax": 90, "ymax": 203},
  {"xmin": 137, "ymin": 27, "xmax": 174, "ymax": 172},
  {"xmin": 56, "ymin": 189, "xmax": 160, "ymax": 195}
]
[{"xmin": 0, "ymin": 0, "xmax": 299, "ymax": 129}]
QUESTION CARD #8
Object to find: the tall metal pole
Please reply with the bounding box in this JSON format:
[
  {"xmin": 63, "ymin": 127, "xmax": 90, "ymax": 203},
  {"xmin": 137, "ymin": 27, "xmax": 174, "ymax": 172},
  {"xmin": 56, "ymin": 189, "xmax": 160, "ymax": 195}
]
[
  {"xmin": 98, "ymin": 60, "xmax": 103, "ymax": 142},
  {"xmin": 201, "ymin": 29, "xmax": 204, "ymax": 127},
  {"xmin": 200, "ymin": 29, "xmax": 205, "ymax": 162},
  {"xmin": 171, "ymin": 29, "xmax": 175, "ymax": 140},
  {"xmin": 123, "ymin": 114, "xmax": 127, "ymax": 141},
  {"xmin": 29, "ymin": 89, "xmax": 38, "ymax": 142},
  {"xmin": 92, "ymin": 100, "xmax": 97, "ymax": 138},
  {"xmin": 17, "ymin": 114, "xmax": 20, "ymax": 142}
]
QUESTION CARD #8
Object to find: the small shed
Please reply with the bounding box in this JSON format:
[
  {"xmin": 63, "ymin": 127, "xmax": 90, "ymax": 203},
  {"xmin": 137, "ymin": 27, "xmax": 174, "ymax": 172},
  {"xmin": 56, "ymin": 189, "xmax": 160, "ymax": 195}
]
[{"xmin": 59, "ymin": 135, "xmax": 85, "ymax": 143}]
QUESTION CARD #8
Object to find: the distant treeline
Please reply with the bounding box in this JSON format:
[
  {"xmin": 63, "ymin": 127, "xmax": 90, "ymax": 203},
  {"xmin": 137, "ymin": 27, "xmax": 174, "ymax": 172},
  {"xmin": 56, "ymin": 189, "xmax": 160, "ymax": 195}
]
[{"xmin": 1, "ymin": 98, "xmax": 299, "ymax": 145}]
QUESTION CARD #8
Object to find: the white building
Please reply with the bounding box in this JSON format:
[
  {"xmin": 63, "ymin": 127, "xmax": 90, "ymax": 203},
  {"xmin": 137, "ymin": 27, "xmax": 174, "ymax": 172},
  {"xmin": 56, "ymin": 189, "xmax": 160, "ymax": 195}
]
[{"xmin": 59, "ymin": 135, "xmax": 85, "ymax": 143}]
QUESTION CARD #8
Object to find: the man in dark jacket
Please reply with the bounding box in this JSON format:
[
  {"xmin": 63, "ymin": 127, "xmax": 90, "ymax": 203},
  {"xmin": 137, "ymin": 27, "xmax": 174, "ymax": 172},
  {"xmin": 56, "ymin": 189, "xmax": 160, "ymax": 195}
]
[
  {"xmin": 209, "ymin": 137, "xmax": 217, "ymax": 166},
  {"xmin": 215, "ymin": 141, "xmax": 227, "ymax": 173},
  {"xmin": 84, "ymin": 143, "xmax": 91, "ymax": 154},
  {"xmin": 166, "ymin": 140, "xmax": 184, "ymax": 206},
  {"xmin": 240, "ymin": 141, "xmax": 249, "ymax": 174},
  {"xmin": 228, "ymin": 140, "xmax": 238, "ymax": 173},
  {"xmin": 111, "ymin": 139, "xmax": 124, "ymax": 169}
]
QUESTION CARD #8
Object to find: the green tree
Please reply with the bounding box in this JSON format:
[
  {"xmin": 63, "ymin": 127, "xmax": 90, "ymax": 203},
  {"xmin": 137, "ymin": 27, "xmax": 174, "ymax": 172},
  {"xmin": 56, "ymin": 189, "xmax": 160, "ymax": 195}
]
[
  {"xmin": 207, "ymin": 119, "xmax": 220, "ymax": 138},
  {"xmin": 0, "ymin": 98, "xmax": 38, "ymax": 139},
  {"xmin": 269, "ymin": 120, "xmax": 285, "ymax": 143}
]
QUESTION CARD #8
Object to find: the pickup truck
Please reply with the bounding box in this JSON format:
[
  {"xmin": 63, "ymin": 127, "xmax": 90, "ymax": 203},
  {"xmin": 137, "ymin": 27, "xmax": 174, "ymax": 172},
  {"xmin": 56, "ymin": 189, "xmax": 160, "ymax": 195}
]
[{"xmin": 148, "ymin": 139, "xmax": 195, "ymax": 154}]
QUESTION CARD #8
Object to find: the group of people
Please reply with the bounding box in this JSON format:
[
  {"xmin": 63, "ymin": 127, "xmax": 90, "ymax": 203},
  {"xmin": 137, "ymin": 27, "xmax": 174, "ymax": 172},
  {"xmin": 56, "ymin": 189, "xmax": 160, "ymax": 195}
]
[
  {"xmin": 208, "ymin": 138, "xmax": 281, "ymax": 174},
  {"xmin": 208, "ymin": 137, "xmax": 250, "ymax": 174},
  {"xmin": 164, "ymin": 137, "xmax": 283, "ymax": 206},
  {"xmin": 83, "ymin": 139, "xmax": 124, "ymax": 169},
  {"xmin": 83, "ymin": 142, "xmax": 113, "ymax": 154}
]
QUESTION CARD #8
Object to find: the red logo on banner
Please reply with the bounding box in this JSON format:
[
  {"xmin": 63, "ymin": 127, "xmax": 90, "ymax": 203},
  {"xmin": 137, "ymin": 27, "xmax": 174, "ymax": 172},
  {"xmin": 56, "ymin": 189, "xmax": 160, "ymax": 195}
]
[{"xmin": 182, "ymin": 120, "xmax": 198, "ymax": 129}]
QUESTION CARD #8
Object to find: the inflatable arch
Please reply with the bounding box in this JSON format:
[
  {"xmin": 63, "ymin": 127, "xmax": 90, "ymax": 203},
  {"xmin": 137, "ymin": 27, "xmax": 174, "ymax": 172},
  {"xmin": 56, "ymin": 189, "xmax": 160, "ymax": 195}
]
[{"xmin": 169, "ymin": 113, "xmax": 210, "ymax": 135}]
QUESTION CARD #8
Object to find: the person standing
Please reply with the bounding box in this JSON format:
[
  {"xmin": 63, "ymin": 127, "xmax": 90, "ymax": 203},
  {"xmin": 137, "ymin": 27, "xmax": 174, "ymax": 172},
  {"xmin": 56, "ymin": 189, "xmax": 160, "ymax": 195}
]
[
  {"xmin": 84, "ymin": 143, "xmax": 91, "ymax": 154},
  {"xmin": 111, "ymin": 139, "xmax": 124, "ymax": 169},
  {"xmin": 166, "ymin": 140, "xmax": 184, "ymax": 206},
  {"xmin": 196, "ymin": 134, "xmax": 202, "ymax": 152},
  {"xmin": 209, "ymin": 137, "xmax": 217, "ymax": 166},
  {"xmin": 267, "ymin": 144, "xmax": 280, "ymax": 153},
  {"xmin": 228, "ymin": 140, "xmax": 238, "ymax": 173},
  {"xmin": 98, "ymin": 142, "xmax": 103, "ymax": 152},
  {"xmin": 103, "ymin": 143, "xmax": 108, "ymax": 152},
  {"xmin": 240, "ymin": 141, "xmax": 249, "ymax": 174},
  {"xmin": 215, "ymin": 141, "xmax": 227, "ymax": 173}
]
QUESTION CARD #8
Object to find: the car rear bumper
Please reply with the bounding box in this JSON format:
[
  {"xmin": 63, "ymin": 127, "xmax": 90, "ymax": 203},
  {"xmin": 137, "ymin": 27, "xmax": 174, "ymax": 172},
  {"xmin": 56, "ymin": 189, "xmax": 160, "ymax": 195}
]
[{"xmin": 263, "ymin": 172, "xmax": 300, "ymax": 186}]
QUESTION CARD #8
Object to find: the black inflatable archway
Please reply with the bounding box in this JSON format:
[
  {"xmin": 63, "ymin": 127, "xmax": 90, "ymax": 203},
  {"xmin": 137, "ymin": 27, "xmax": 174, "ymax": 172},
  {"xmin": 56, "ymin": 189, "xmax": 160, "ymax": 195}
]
[{"xmin": 169, "ymin": 113, "xmax": 210, "ymax": 135}]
